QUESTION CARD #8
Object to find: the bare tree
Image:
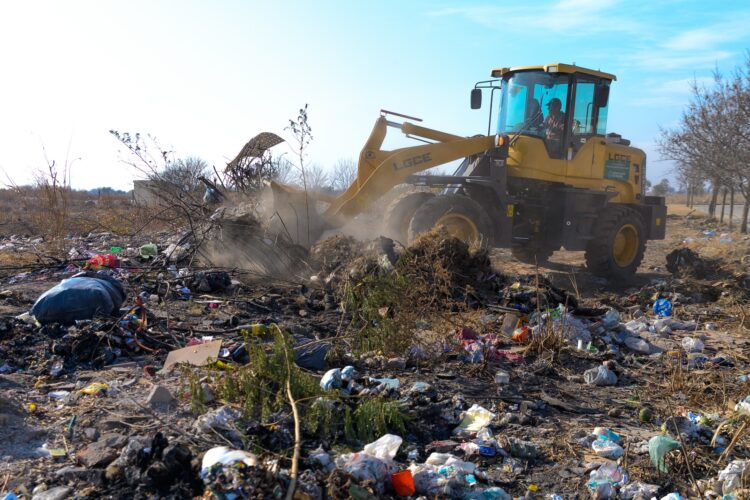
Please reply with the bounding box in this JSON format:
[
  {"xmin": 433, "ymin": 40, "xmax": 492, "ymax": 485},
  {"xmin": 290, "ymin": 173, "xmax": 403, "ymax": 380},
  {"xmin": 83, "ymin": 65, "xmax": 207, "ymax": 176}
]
[
  {"xmin": 658, "ymin": 54, "xmax": 750, "ymax": 231},
  {"xmin": 331, "ymin": 158, "xmax": 357, "ymax": 192},
  {"xmin": 302, "ymin": 163, "xmax": 331, "ymax": 192},
  {"xmin": 161, "ymin": 156, "xmax": 209, "ymax": 193}
]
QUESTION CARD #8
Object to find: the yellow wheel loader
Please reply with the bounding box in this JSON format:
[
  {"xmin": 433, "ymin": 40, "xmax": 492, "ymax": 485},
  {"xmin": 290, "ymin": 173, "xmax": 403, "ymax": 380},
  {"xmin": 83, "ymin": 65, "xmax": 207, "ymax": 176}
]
[{"xmin": 271, "ymin": 63, "xmax": 666, "ymax": 279}]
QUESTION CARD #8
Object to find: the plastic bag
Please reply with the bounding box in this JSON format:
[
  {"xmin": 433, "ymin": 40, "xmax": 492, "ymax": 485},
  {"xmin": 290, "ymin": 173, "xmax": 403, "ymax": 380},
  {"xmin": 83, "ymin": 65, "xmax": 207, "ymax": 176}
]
[
  {"xmin": 587, "ymin": 463, "xmax": 627, "ymax": 499},
  {"xmin": 624, "ymin": 336, "xmax": 650, "ymax": 354},
  {"xmin": 31, "ymin": 272, "xmax": 125, "ymax": 326},
  {"xmin": 681, "ymin": 337, "xmax": 704, "ymax": 353},
  {"xmin": 424, "ymin": 453, "xmax": 476, "ymax": 474},
  {"xmin": 319, "ymin": 365, "xmax": 354, "ymax": 391},
  {"xmin": 463, "ymin": 487, "xmax": 511, "ymax": 499},
  {"xmin": 362, "ymin": 434, "xmax": 402, "ymax": 461},
  {"xmin": 336, "ymin": 453, "xmax": 396, "ymax": 493},
  {"xmin": 619, "ymin": 482, "xmax": 660, "ymax": 500},
  {"xmin": 648, "ymin": 435, "xmax": 679, "ymax": 473},
  {"xmin": 653, "ymin": 298, "xmax": 673, "ymax": 317},
  {"xmin": 718, "ymin": 460, "xmax": 750, "ymax": 495},
  {"xmin": 584, "ymin": 365, "xmax": 618, "ymax": 386},
  {"xmin": 736, "ymin": 396, "xmax": 750, "ymax": 415},
  {"xmin": 601, "ymin": 309, "xmax": 620, "ymax": 329},
  {"xmin": 200, "ymin": 446, "xmax": 257, "ymax": 477},
  {"xmin": 139, "ymin": 243, "xmax": 158, "ymax": 259},
  {"xmin": 293, "ymin": 336, "xmax": 331, "ymax": 370},
  {"xmin": 592, "ymin": 435, "xmax": 624, "ymax": 459},
  {"xmin": 454, "ymin": 404, "xmax": 496, "ymax": 434}
]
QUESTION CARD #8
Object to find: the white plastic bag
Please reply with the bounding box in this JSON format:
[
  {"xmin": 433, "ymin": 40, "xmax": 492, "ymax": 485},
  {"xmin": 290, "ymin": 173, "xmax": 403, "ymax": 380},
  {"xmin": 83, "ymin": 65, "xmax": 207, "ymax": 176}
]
[
  {"xmin": 362, "ymin": 433, "xmax": 402, "ymax": 461},
  {"xmin": 584, "ymin": 365, "xmax": 618, "ymax": 386},
  {"xmin": 454, "ymin": 404, "xmax": 496, "ymax": 433},
  {"xmin": 200, "ymin": 446, "xmax": 257, "ymax": 477}
]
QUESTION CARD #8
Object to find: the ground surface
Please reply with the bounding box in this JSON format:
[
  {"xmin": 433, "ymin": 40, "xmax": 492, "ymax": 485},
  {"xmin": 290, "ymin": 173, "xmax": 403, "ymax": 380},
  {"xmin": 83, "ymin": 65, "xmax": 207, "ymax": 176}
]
[{"xmin": 0, "ymin": 205, "xmax": 749, "ymax": 499}]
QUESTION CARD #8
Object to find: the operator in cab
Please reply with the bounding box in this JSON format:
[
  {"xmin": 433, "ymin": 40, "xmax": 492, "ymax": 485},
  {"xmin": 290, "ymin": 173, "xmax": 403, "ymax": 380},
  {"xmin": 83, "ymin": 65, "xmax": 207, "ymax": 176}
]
[{"xmin": 544, "ymin": 98, "xmax": 565, "ymax": 141}]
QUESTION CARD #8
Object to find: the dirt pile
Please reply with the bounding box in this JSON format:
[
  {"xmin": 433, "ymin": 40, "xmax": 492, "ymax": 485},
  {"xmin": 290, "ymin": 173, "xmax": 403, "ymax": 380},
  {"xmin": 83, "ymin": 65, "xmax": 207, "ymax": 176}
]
[
  {"xmin": 309, "ymin": 234, "xmax": 367, "ymax": 276},
  {"xmin": 665, "ymin": 247, "xmax": 719, "ymax": 278},
  {"xmin": 197, "ymin": 204, "xmax": 310, "ymax": 281}
]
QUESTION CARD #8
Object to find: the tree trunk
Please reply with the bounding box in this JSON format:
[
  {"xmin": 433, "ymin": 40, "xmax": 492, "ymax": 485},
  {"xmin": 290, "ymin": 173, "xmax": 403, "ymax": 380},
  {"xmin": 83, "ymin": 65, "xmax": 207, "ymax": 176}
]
[
  {"xmin": 708, "ymin": 182, "xmax": 720, "ymax": 217},
  {"xmin": 720, "ymin": 188, "xmax": 728, "ymax": 223},
  {"xmin": 742, "ymin": 196, "xmax": 749, "ymax": 234},
  {"xmin": 729, "ymin": 188, "xmax": 735, "ymax": 231}
]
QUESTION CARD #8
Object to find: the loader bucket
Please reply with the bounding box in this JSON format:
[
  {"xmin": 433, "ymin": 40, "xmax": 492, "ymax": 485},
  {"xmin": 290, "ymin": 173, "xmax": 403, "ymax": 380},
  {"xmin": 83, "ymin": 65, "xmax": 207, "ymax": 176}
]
[{"xmin": 269, "ymin": 181, "xmax": 330, "ymax": 247}]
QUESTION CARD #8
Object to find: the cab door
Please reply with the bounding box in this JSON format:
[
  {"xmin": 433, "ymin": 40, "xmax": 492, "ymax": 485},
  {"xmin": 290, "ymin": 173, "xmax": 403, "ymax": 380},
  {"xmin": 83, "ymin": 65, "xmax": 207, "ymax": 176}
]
[{"xmin": 566, "ymin": 77, "xmax": 601, "ymax": 181}]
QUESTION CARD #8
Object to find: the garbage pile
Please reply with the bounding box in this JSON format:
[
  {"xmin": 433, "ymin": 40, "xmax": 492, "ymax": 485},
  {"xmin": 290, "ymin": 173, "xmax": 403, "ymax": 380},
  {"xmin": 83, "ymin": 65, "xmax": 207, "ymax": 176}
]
[{"xmin": 1, "ymin": 213, "xmax": 750, "ymax": 499}]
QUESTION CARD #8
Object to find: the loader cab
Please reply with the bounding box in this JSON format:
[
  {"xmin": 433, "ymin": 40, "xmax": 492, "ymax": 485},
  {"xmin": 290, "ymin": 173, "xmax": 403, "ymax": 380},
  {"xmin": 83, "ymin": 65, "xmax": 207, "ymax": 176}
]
[{"xmin": 491, "ymin": 64, "xmax": 613, "ymax": 160}]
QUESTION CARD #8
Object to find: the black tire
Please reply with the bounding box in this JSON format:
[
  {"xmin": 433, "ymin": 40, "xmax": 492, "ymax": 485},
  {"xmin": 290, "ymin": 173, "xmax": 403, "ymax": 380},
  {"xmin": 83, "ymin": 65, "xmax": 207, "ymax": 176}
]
[
  {"xmin": 585, "ymin": 206, "xmax": 646, "ymax": 279},
  {"xmin": 382, "ymin": 191, "xmax": 435, "ymax": 243},
  {"xmin": 407, "ymin": 194, "xmax": 493, "ymax": 245},
  {"xmin": 512, "ymin": 245, "xmax": 556, "ymax": 264}
]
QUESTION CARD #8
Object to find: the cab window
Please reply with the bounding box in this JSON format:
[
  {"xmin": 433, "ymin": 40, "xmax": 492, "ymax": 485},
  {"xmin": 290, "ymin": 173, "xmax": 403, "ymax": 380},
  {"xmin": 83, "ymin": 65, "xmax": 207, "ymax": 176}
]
[
  {"xmin": 572, "ymin": 81, "xmax": 595, "ymax": 135},
  {"xmin": 572, "ymin": 78, "xmax": 609, "ymax": 137},
  {"xmin": 497, "ymin": 71, "xmax": 570, "ymax": 159}
]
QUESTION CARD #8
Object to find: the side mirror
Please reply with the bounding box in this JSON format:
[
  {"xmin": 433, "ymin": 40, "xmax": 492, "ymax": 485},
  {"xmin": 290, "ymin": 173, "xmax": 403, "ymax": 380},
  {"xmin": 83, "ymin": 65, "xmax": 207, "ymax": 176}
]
[
  {"xmin": 595, "ymin": 85, "xmax": 610, "ymax": 107},
  {"xmin": 470, "ymin": 88, "xmax": 482, "ymax": 109}
]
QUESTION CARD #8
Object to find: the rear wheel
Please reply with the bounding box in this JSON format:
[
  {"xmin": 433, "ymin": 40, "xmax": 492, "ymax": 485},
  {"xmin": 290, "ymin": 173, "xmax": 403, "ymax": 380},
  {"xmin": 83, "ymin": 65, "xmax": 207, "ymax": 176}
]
[
  {"xmin": 407, "ymin": 194, "xmax": 493, "ymax": 245},
  {"xmin": 585, "ymin": 206, "xmax": 645, "ymax": 279},
  {"xmin": 512, "ymin": 245, "xmax": 556, "ymax": 264},
  {"xmin": 382, "ymin": 191, "xmax": 435, "ymax": 243}
]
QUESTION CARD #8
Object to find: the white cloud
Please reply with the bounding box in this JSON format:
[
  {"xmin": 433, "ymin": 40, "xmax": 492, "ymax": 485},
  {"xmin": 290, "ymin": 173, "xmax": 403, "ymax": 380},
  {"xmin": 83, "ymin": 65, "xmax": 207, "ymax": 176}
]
[
  {"xmin": 631, "ymin": 50, "xmax": 734, "ymax": 72},
  {"xmin": 631, "ymin": 76, "xmax": 715, "ymax": 107},
  {"xmin": 428, "ymin": 0, "xmax": 640, "ymax": 36}
]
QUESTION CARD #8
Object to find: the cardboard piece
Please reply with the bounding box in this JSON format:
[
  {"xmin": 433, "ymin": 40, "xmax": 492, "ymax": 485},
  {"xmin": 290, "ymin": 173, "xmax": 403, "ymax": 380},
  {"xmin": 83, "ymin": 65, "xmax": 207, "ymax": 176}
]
[{"xmin": 160, "ymin": 340, "xmax": 222, "ymax": 372}]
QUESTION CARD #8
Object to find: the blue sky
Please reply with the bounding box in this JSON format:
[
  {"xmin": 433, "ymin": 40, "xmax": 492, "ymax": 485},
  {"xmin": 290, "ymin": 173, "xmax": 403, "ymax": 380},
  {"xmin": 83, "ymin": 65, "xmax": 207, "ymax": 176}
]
[{"xmin": 1, "ymin": 0, "xmax": 749, "ymax": 190}]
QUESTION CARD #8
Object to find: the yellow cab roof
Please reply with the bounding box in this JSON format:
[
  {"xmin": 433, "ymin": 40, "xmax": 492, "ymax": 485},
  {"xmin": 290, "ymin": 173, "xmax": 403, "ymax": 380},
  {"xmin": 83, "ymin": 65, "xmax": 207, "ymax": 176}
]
[{"xmin": 491, "ymin": 63, "xmax": 616, "ymax": 81}]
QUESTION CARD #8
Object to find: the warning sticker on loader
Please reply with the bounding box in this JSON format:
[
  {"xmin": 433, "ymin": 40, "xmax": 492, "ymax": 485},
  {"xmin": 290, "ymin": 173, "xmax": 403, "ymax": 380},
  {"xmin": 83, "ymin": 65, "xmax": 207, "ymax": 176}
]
[{"xmin": 604, "ymin": 159, "xmax": 630, "ymax": 181}]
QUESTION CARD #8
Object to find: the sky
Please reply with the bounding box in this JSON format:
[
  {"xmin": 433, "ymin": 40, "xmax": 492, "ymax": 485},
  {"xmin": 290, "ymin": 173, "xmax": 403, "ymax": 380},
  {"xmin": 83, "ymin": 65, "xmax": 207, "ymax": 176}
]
[{"xmin": 0, "ymin": 0, "xmax": 749, "ymax": 191}]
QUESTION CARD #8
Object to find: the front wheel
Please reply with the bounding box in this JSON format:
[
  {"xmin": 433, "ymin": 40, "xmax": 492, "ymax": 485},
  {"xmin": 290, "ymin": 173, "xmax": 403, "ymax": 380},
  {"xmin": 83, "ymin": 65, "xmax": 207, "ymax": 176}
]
[
  {"xmin": 585, "ymin": 206, "xmax": 646, "ymax": 279},
  {"xmin": 407, "ymin": 194, "xmax": 493, "ymax": 245},
  {"xmin": 382, "ymin": 191, "xmax": 435, "ymax": 243}
]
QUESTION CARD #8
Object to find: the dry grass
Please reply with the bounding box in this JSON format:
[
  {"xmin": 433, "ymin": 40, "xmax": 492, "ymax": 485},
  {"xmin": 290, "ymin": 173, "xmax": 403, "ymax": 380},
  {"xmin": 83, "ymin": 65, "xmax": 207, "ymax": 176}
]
[{"xmin": 667, "ymin": 204, "xmax": 701, "ymax": 216}]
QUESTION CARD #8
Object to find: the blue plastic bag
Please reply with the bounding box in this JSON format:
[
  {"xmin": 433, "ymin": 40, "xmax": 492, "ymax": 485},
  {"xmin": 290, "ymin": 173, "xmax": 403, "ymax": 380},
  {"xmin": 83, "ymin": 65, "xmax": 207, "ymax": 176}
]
[
  {"xmin": 653, "ymin": 298, "xmax": 673, "ymax": 317},
  {"xmin": 31, "ymin": 272, "xmax": 125, "ymax": 326}
]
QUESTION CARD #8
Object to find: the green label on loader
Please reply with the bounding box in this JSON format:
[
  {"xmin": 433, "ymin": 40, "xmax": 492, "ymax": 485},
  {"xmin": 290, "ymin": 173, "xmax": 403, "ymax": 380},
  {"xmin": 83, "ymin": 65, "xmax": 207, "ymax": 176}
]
[{"xmin": 604, "ymin": 159, "xmax": 630, "ymax": 181}]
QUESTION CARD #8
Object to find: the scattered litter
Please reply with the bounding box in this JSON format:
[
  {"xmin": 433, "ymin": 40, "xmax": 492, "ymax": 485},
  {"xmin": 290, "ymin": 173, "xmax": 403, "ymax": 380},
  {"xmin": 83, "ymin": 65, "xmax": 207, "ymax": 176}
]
[{"xmin": 161, "ymin": 340, "xmax": 222, "ymax": 372}]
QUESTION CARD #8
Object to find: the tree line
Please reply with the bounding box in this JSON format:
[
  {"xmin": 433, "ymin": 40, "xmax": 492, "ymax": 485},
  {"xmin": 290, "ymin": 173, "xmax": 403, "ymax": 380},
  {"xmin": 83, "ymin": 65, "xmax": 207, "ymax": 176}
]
[{"xmin": 658, "ymin": 52, "xmax": 750, "ymax": 232}]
